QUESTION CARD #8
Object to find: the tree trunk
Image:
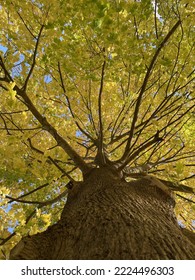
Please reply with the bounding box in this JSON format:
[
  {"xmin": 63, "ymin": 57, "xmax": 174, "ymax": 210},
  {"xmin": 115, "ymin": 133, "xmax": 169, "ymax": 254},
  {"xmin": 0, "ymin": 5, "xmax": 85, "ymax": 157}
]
[{"xmin": 10, "ymin": 167, "xmax": 195, "ymax": 260}]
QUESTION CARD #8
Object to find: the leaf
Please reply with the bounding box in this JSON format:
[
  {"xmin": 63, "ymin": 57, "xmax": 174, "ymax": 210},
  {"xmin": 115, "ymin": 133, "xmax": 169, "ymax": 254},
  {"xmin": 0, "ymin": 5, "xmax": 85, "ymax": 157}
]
[{"xmin": 41, "ymin": 213, "xmax": 51, "ymax": 225}]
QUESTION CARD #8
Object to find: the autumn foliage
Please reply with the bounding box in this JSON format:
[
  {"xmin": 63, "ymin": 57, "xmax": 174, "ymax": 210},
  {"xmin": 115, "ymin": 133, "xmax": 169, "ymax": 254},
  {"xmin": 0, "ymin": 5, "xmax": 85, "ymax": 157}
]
[{"xmin": 0, "ymin": 0, "xmax": 194, "ymax": 259}]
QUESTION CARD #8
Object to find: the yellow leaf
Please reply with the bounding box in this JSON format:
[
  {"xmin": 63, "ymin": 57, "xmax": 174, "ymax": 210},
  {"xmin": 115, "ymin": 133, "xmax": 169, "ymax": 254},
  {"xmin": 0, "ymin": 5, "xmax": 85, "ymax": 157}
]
[
  {"xmin": 10, "ymin": 89, "xmax": 16, "ymax": 100},
  {"xmin": 41, "ymin": 213, "xmax": 51, "ymax": 224}
]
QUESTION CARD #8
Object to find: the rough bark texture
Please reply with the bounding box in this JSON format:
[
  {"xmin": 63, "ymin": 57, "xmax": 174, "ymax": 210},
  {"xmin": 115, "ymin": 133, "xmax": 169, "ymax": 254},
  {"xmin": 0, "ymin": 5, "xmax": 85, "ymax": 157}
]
[{"xmin": 10, "ymin": 168, "xmax": 195, "ymax": 260}]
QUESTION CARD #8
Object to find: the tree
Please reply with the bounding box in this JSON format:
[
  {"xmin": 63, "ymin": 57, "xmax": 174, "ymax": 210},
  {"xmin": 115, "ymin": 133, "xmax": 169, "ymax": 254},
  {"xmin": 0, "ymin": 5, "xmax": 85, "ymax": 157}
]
[{"xmin": 0, "ymin": 0, "xmax": 195, "ymax": 259}]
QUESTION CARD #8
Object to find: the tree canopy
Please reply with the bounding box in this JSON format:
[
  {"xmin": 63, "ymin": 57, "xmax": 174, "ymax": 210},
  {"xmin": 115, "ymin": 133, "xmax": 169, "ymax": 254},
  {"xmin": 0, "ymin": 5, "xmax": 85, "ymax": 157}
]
[{"xmin": 0, "ymin": 0, "xmax": 194, "ymax": 259}]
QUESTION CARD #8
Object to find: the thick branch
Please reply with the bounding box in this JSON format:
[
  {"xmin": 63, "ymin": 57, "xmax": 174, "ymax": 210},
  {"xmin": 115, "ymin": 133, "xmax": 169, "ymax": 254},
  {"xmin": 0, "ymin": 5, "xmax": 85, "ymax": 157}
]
[
  {"xmin": 16, "ymin": 89, "xmax": 90, "ymax": 174},
  {"xmin": 124, "ymin": 172, "xmax": 194, "ymax": 194},
  {"xmin": 97, "ymin": 59, "xmax": 106, "ymax": 165},
  {"xmin": 160, "ymin": 180, "xmax": 194, "ymax": 194}
]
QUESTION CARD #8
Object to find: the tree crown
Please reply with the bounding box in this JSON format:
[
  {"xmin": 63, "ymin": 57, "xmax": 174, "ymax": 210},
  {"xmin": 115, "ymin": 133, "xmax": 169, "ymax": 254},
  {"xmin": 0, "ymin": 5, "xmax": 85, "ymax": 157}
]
[{"xmin": 0, "ymin": 0, "xmax": 194, "ymax": 259}]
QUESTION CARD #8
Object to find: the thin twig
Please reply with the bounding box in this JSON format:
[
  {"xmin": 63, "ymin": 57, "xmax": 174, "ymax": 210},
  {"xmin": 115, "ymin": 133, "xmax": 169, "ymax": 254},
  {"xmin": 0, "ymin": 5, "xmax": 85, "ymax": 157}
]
[
  {"xmin": 57, "ymin": 62, "xmax": 96, "ymax": 144},
  {"xmin": 176, "ymin": 194, "xmax": 195, "ymax": 204}
]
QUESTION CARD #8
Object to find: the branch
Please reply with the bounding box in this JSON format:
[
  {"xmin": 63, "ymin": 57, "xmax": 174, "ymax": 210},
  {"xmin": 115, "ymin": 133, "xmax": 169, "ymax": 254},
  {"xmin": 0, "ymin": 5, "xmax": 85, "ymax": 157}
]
[
  {"xmin": 119, "ymin": 131, "xmax": 163, "ymax": 171},
  {"xmin": 176, "ymin": 194, "xmax": 195, "ymax": 203},
  {"xmin": 0, "ymin": 109, "xmax": 41, "ymax": 133},
  {"xmin": 180, "ymin": 174, "xmax": 195, "ymax": 182},
  {"xmin": 146, "ymin": 117, "xmax": 188, "ymax": 163},
  {"xmin": 0, "ymin": 109, "xmax": 29, "ymax": 115},
  {"xmin": 97, "ymin": 59, "xmax": 106, "ymax": 165},
  {"xmin": 154, "ymin": 0, "xmax": 158, "ymax": 39},
  {"xmin": 0, "ymin": 186, "xmax": 67, "ymax": 246},
  {"xmin": 57, "ymin": 63, "xmax": 96, "ymax": 144},
  {"xmin": 22, "ymin": 25, "xmax": 44, "ymax": 91},
  {"xmin": 26, "ymin": 137, "xmax": 75, "ymax": 180},
  {"xmin": 122, "ymin": 19, "xmax": 181, "ymax": 159},
  {"xmin": 111, "ymin": 103, "xmax": 126, "ymax": 140},
  {"xmin": 87, "ymin": 79, "xmax": 98, "ymax": 136},
  {"xmin": 6, "ymin": 188, "xmax": 68, "ymax": 206},
  {"xmin": 15, "ymin": 9, "xmax": 36, "ymax": 38},
  {"xmin": 111, "ymin": 100, "xmax": 134, "ymax": 141},
  {"xmin": 15, "ymin": 88, "xmax": 90, "ymax": 174},
  {"xmin": 0, "ymin": 114, "xmax": 11, "ymax": 135},
  {"xmin": 1, "ymin": 179, "xmax": 72, "ymax": 246},
  {"xmin": 17, "ymin": 166, "xmax": 77, "ymax": 200},
  {"xmin": 0, "ymin": 55, "xmax": 13, "ymax": 82},
  {"xmin": 0, "ymin": 126, "xmax": 41, "ymax": 131},
  {"xmin": 5, "ymin": 195, "xmax": 44, "ymax": 205},
  {"xmin": 18, "ymin": 182, "xmax": 49, "ymax": 199},
  {"xmin": 124, "ymin": 172, "xmax": 194, "ymax": 194},
  {"xmin": 159, "ymin": 179, "xmax": 194, "ymax": 193},
  {"xmin": 0, "ymin": 232, "xmax": 16, "ymax": 246}
]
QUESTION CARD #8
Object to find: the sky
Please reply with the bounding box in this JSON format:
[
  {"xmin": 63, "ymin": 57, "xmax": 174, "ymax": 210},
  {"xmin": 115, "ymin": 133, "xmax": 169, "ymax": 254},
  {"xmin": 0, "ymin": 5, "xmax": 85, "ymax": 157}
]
[{"xmin": 0, "ymin": 45, "xmax": 7, "ymax": 54}]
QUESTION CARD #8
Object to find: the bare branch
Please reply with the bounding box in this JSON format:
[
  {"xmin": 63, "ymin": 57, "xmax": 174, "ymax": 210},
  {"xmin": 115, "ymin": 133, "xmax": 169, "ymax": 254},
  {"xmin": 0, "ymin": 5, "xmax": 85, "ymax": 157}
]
[
  {"xmin": 26, "ymin": 138, "xmax": 75, "ymax": 180},
  {"xmin": 87, "ymin": 79, "xmax": 98, "ymax": 136},
  {"xmin": 0, "ymin": 109, "xmax": 29, "ymax": 115},
  {"xmin": 159, "ymin": 179, "xmax": 194, "ymax": 193},
  {"xmin": 57, "ymin": 63, "xmax": 96, "ymax": 144},
  {"xmin": 18, "ymin": 182, "xmax": 49, "ymax": 199},
  {"xmin": 123, "ymin": 19, "xmax": 181, "ymax": 159},
  {"xmin": 22, "ymin": 25, "xmax": 44, "ymax": 91},
  {"xmin": 124, "ymin": 173, "xmax": 194, "ymax": 194},
  {"xmin": 0, "ymin": 185, "xmax": 68, "ymax": 246},
  {"xmin": 97, "ymin": 59, "xmax": 106, "ymax": 165},
  {"xmin": 0, "ymin": 55, "xmax": 13, "ymax": 82},
  {"xmin": 119, "ymin": 131, "xmax": 163, "ymax": 171},
  {"xmin": 18, "ymin": 167, "xmax": 77, "ymax": 200},
  {"xmin": 176, "ymin": 194, "xmax": 195, "ymax": 204},
  {"xmin": 0, "ymin": 233, "xmax": 16, "ymax": 246},
  {"xmin": 6, "ymin": 188, "xmax": 68, "ymax": 206},
  {"xmin": 6, "ymin": 195, "xmax": 45, "ymax": 205},
  {"xmin": 15, "ymin": 9, "xmax": 36, "ymax": 38},
  {"xmin": 0, "ymin": 114, "xmax": 11, "ymax": 135},
  {"xmin": 180, "ymin": 174, "xmax": 195, "ymax": 182},
  {"xmin": 154, "ymin": 0, "xmax": 158, "ymax": 39}
]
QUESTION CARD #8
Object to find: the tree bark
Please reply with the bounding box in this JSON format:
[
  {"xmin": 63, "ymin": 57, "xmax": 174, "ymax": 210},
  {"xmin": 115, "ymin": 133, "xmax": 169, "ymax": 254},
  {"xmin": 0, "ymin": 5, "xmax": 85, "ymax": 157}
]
[{"xmin": 10, "ymin": 167, "xmax": 195, "ymax": 260}]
